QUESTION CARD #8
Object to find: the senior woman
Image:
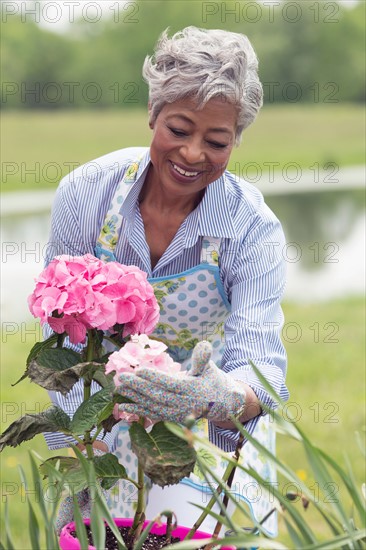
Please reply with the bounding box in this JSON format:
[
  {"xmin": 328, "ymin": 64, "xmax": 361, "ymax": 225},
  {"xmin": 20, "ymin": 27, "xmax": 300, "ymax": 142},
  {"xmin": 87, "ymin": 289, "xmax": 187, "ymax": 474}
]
[{"xmin": 47, "ymin": 27, "xmax": 288, "ymax": 535}]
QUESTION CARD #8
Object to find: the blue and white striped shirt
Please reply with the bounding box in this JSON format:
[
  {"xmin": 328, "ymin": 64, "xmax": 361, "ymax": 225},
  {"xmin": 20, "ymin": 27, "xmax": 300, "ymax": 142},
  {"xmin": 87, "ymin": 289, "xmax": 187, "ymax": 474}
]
[{"xmin": 44, "ymin": 147, "xmax": 289, "ymax": 452}]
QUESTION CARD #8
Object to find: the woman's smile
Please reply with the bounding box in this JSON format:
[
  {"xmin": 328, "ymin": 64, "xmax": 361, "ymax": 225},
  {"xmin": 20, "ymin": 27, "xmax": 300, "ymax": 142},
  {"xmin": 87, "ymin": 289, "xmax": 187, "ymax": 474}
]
[
  {"xmin": 144, "ymin": 97, "xmax": 237, "ymax": 204},
  {"xmin": 169, "ymin": 160, "xmax": 203, "ymax": 183}
]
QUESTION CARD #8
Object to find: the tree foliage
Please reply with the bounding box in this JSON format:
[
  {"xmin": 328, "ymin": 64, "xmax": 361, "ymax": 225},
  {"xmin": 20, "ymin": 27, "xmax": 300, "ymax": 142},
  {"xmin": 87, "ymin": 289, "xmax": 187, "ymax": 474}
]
[{"xmin": 1, "ymin": 1, "xmax": 364, "ymax": 109}]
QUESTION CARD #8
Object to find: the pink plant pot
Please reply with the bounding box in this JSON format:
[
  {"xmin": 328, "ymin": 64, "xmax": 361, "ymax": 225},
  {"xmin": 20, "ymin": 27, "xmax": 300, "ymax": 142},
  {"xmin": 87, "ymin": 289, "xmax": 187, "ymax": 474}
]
[{"xmin": 59, "ymin": 517, "xmax": 236, "ymax": 549}]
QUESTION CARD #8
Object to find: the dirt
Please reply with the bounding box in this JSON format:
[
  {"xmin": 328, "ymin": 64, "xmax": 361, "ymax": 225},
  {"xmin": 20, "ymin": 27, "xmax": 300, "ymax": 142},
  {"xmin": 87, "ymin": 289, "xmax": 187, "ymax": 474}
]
[{"xmin": 70, "ymin": 524, "xmax": 183, "ymax": 550}]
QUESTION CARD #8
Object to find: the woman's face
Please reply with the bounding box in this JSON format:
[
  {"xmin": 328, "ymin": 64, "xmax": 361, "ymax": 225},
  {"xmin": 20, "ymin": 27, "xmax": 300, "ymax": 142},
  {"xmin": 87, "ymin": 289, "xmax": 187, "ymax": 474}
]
[{"xmin": 147, "ymin": 97, "xmax": 237, "ymax": 200}]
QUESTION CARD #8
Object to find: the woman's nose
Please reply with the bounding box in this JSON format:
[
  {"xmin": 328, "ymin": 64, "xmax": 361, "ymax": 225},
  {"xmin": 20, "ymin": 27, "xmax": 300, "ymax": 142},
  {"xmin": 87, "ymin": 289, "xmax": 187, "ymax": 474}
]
[{"xmin": 180, "ymin": 139, "xmax": 205, "ymax": 164}]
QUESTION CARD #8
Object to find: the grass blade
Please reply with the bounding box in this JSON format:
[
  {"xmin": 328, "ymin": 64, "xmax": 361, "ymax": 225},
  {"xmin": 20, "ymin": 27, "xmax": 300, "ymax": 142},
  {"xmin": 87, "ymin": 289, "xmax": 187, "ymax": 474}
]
[
  {"xmin": 27, "ymin": 499, "xmax": 40, "ymax": 549},
  {"xmin": 73, "ymin": 445, "xmax": 127, "ymax": 550},
  {"xmin": 28, "ymin": 452, "xmax": 47, "ymax": 521},
  {"xmin": 29, "ymin": 453, "xmax": 62, "ymax": 548},
  {"xmin": 283, "ymin": 515, "xmax": 305, "ymax": 548},
  {"xmin": 3, "ymin": 499, "xmax": 16, "ymax": 550},
  {"xmin": 318, "ymin": 448, "xmax": 365, "ymax": 524},
  {"xmin": 90, "ymin": 492, "xmax": 106, "ymax": 550},
  {"xmin": 195, "ymin": 453, "xmax": 237, "ymax": 533},
  {"xmin": 18, "ymin": 465, "xmax": 41, "ymax": 549},
  {"xmin": 93, "ymin": 494, "xmax": 127, "ymax": 550},
  {"xmin": 73, "ymin": 493, "xmax": 90, "ymax": 550},
  {"xmin": 301, "ymin": 528, "xmax": 366, "ymax": 549}
]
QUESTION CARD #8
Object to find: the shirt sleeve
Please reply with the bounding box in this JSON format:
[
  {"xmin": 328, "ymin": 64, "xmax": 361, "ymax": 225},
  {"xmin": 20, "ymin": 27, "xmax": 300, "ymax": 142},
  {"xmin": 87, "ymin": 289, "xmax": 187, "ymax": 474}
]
[
  {"xmin": 45, "ymin": 177, "xmax": 95, "ymax": 264},
  {"xmin": 210, "ymin": 209, "xmax": 289, "ymax": 451},
  {"xmin": 42, "ymin": 180, "xmax": 118, "ymax": 452}
]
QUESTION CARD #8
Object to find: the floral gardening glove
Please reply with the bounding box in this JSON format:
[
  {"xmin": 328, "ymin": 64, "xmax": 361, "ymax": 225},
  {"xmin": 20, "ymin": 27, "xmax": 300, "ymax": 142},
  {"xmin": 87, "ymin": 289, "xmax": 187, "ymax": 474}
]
[
  {"xmin": 116, "ymin": 341, "xmax": 246, "ymax": 423},
  {"xmin": 55, "ymin": 449, "xmax": 110, "ymax": 535}
]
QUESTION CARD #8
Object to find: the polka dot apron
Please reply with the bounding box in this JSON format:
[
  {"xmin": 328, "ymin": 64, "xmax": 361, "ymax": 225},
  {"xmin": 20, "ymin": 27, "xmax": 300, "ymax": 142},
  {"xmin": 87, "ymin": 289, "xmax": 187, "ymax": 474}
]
[{"xmin": 95, "ymin": 156, "xmax": 277, "ymax": 536}]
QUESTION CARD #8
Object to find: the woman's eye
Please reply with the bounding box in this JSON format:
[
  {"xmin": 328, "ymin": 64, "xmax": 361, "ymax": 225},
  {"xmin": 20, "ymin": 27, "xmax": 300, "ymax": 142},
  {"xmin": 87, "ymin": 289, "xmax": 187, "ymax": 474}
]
[
  {"xmin": 208, "ymin": 141, "xmax": 227, "ymax": 149},
  {"xmin": 169, "ymin": 127, "xmax": 187, "ymax": 137}
]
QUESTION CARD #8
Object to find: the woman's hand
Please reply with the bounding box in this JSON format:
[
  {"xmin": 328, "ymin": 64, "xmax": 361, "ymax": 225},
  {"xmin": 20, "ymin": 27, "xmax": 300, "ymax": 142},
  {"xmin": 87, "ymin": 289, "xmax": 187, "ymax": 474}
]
[{"xmin": 116, "ymin": 341, "xmax": 249, "ymax": 424}]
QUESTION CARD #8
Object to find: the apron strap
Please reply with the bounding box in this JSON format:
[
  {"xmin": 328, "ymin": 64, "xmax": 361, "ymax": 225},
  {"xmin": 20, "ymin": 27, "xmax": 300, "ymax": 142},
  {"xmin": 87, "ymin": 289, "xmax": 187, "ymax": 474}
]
[
  {"xmin": 200, "ymin": 236, "xmax": 221, "ymax": 266},
  {"xmin": 95, "ymin": 155, "xmax": 144, "ymax": 262}
]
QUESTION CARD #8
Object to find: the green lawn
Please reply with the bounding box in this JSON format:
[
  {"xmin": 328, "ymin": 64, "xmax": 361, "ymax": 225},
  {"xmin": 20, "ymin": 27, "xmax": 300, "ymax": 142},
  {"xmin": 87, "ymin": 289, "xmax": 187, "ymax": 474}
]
[
  {"xmin": 1, "ymin": 104, "xmax": 365, "ymax": 191},
  {"xmin": 1, "ymin": 297, "xmax": 364, "ymax": 548}
]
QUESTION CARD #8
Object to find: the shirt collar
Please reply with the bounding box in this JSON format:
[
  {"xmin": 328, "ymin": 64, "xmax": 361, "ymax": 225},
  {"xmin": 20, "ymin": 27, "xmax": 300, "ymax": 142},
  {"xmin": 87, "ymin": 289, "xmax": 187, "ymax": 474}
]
[
  {"xmin": 121, "ymin": 149, "xmax": 237, "ymax": 244},
  {"xmin": 185, "ymin": 172, "xmax": 237, "ymax": 247}
]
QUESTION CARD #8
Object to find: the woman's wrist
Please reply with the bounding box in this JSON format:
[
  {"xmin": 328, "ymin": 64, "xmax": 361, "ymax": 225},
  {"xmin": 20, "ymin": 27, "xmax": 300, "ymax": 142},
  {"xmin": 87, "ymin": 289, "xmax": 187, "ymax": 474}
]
[{"xmin": 213, "ymin": 382, "xmax": 261, "ymax": 429}]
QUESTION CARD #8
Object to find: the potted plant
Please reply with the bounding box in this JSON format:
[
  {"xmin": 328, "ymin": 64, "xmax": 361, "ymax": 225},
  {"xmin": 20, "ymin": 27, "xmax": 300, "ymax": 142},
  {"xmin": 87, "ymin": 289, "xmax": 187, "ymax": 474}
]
[{"xmin": 0, "ymin": 254, "xmax": 237, "ymax": 550}]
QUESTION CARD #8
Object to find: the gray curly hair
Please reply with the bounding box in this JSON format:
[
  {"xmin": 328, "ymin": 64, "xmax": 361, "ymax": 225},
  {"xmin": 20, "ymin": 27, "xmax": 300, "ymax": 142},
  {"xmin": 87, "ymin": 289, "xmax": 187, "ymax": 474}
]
[{"xmin": 142, "ymin": 26, "xmax": 263, "ymax": 145}]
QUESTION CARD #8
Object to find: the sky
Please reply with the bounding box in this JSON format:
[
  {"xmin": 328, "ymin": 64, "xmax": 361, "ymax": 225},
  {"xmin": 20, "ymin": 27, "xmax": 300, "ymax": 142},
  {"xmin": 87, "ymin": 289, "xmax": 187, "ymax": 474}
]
[{"xmin": 2, "ymin": 0, "xmax": 360, "ymax": 34}]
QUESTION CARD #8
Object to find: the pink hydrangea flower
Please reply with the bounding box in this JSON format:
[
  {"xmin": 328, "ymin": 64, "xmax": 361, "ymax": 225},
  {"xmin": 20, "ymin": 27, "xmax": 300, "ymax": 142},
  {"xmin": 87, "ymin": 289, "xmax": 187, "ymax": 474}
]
[
  {"xmin": 28, "ymin": 255, "xmax": 160, "ymax": 345},
  {"xmin": 101, "ymin": 263, "xmax": 160, "ymax": 336},
  {"xmin": 105, "ymin": 334, "xmax": 180, "ymax": 424}
]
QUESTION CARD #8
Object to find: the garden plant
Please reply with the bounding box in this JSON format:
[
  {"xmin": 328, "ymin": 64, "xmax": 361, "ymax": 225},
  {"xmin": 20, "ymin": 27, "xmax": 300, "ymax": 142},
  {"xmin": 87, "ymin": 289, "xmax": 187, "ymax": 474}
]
[{"xmin": 0, "ymin": 254, "xmax": 365, "ymax": 549}]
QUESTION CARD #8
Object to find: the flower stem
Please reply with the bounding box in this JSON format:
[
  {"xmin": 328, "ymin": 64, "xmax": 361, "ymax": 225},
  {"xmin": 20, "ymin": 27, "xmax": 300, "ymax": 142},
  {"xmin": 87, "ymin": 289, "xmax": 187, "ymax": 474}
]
[
  {"xmin": 83, "ymin": 329, "xmax": 95, "ymax": 460},
  {"xmin": 129, "ymin": 417, "xmax": 146, "ymax": 543}
]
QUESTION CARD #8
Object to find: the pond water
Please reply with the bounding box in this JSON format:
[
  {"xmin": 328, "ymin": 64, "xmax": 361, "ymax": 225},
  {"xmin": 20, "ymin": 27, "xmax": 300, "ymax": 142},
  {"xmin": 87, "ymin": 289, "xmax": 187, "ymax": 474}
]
[{"xmin": 1, "ymin": 189, "xmax": 364, "ymax": 323}]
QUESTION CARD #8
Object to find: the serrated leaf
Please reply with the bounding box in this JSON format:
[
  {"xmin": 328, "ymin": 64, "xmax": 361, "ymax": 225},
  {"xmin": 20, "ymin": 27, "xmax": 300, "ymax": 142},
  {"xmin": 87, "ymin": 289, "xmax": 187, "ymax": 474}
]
[
  {"xmin": 27, "ymin": 360, "xmax": 104, "ymax": 396},
  {"xmin": 97, "ymin": 402, "xmax": 115, "ymax": 424},
  {"xmin": 100, "ymin": 394, "xmax": 134, "ymax": 434},
  {"xmin": 36, "ymin": 347, "xmax": 81, "ymax": 370},
  {"xmin": 91, "ymin": 368, "xmax": 115, "ymax": 389},
  {"xmin": 12, "ymin": 333, "xmax": 59, "ymax": 386},
  {"xmin": 98, "ymin": 394, "xmax": 133, "ymax": 425},
  {"xmin": 0, "ymin": 407, "xmax": 71, "ymax": 451},
  {"xmin": 71, "ymin": 388, "xmax": 112, "ymax": 434},
  {"xmin": 93, "ymin": 453, "xmax": 128, "ymax": 490},
  {"xmin": 130, "ymin": 421, "xmax": 196, "ymax": 487},
  {"xmin": 26, "ymin": 333, "xmax": 59, "ymax": 366}
]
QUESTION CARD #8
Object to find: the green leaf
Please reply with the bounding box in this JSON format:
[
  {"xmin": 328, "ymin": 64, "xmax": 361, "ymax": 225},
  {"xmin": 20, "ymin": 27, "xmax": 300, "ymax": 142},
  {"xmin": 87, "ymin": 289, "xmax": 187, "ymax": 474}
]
[
  {"xmin": 27, "ymin": 499, "xmax": 40, "ymax": 549},
  {"xmin": 89, "ymin": 480, "xmax": 127, "ymax": 550},
  {"xmin": 93, "ymin": 453, "xmax": 128, "ymax": 490},
  {"xmin": 12, "ymin": 333, "xmax": 59, "ymax": 386},
  {"xmin": 27, "ymin": 359, "xmax": 104, "ymax": 396},
  {"xmin": 97, "ymin": 402, "xmax": 114, "ymax": 424},
  {"xmin": 193, "ymin": 448, "xmax": 218, "ymax": 481},
  {"xmin": 318, "ymin": 448, "xmax": 366, "ymax": 525},
  {"xmin": 28, "ymin": 452, "xmax": 61, "ymax": 549},
  {"xmin": 98, "ymin": 394, "xmax": 134, "ymax": 428},
  {"xmin": 3, "ymin": 500, "xmax": 16, "ymax": 550},
  {"xmin": 39, "ymin": 456, "xmax": 88, "ymax": 493},
  {"xmin": 28, "ymin": 452, "xmax": 48, "ymax": 522},
  {"xmin": 283, "ymin": 516, "xmax": 305, "ymax": 548},
  {"xmin": 18, "ymin": 464, "xmax": 41, "ymax": 550},
  {"xmin": 0, "ymin": 407, "xmax": 71, "ymax": 451},
  {"xmin": 90, "ymin": 367, "xmax": 115, "ymax": 389},
  {"xmin": 71, "ymin": 387, "xmax": 112, "ymax": 434},
  {"xmin": 194, "ymin": 453, "xmax": 236, "ymax": 533},
  {"xmin": 130, "ymin": 421, "xmax": 196, "ymax": 487},
  {"xmin": 301, "ymin": 530, "xmax": 366, "ymax": 549},
  {"xmin": 73, "ymin": 495, "xmax": 90, "ymax": 550},
  {"xmin": 35, "ymin": 347, "xmax": 81, "ymax": 370},
  {"xmin": 26, "ymin": 333, "xmax": 60, "ymax": 365},
  {"xmin": 90, "ymin": 497, "xmax": 106, "ymax": 550}
]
